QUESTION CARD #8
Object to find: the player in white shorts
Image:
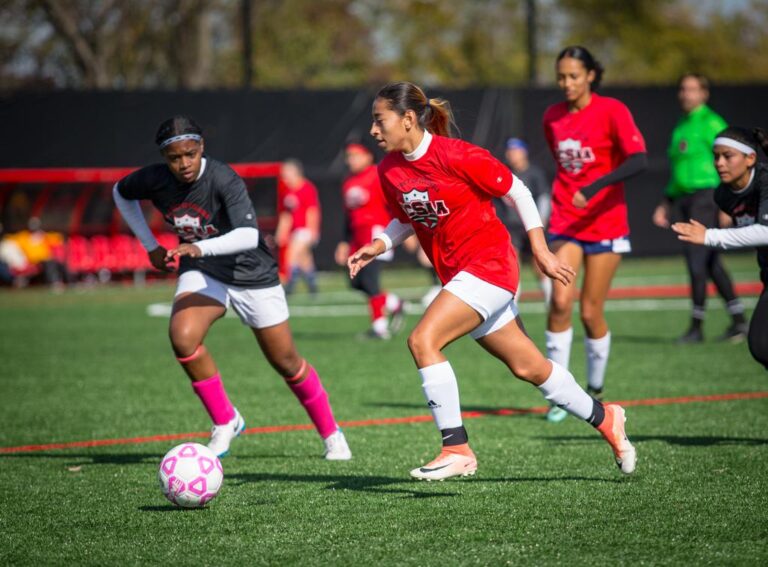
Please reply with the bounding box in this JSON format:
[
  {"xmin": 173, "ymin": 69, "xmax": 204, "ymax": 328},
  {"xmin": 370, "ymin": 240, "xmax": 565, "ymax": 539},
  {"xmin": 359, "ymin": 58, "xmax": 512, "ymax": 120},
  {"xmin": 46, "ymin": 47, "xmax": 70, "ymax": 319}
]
[
  {"xmin": 349, "ymin": 82, "xmax": 636, "ymax": 481},
  {"xmin": 114, "ymin": 115, "xmax": 350, "ymax": 460}
]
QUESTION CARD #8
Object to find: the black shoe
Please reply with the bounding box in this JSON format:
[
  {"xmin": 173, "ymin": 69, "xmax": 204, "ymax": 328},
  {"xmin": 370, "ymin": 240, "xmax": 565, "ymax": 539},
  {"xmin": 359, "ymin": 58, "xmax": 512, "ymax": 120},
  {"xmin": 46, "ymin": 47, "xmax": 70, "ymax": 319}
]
[
  {"xmin": 677, "ymin": 327, "xmax": 704, "ymax": 344},
  {"xmin": 357, "ymin": 329, "xmax": 391, "ymax": 341},
  {"xmin": 717, "ymin": 323, "xmax": 748, "ymax": 343}
]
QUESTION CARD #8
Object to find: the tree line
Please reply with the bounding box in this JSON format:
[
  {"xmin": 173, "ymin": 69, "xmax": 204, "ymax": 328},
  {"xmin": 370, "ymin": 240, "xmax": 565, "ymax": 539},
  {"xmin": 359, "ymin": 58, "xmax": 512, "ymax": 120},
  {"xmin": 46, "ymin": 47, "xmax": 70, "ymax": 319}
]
[{"xmin": 2, "ymin": 0, "xmax": 766, "ymax": 90}]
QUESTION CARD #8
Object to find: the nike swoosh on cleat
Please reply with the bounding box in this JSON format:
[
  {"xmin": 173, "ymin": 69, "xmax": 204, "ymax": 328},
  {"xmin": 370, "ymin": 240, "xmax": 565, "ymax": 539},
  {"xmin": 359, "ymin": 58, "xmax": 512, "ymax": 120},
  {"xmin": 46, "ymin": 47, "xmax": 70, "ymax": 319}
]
[{"xmin": 419, "ymin": 464, "xmax": 451, "ymax": 473}]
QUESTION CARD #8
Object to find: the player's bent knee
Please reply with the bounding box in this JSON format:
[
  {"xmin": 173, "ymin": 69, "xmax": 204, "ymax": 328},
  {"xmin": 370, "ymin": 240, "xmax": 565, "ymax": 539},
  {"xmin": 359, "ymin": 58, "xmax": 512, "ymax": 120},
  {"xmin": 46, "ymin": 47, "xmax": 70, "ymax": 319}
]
[
  {"xmin": 407, "ymin": 328, "xmax": 440, "ymax": 362},
  {"xmin": 168, "ymin": 325, "xmax": 202, "ymax": 357}
]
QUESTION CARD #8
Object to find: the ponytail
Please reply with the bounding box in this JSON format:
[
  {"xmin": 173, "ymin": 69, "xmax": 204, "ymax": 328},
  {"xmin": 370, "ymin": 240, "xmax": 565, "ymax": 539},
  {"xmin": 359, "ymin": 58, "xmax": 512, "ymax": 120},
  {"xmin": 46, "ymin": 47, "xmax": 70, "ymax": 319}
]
[
  {"xmin": 754, "ymin": 128, "xmax": 768, "ymax": 157},
  {"xmin": 375, "ymin": 82, "xmax": 458, "ymax": 138}
]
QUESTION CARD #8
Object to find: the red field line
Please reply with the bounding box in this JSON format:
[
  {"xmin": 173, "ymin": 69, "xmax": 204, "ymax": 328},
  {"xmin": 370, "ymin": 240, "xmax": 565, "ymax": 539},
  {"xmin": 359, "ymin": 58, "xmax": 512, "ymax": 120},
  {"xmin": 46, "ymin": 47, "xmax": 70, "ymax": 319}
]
[{"xmin": 2, "ymin": 391, "xmax": 766, "ymax": 455}]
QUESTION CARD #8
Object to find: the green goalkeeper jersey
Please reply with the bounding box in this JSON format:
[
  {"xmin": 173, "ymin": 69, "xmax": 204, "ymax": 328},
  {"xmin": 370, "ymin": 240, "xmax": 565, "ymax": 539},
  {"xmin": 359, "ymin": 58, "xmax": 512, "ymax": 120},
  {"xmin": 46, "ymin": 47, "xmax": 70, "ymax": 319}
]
[{"xmin": 665, "ymin": 104, "xmax": 728, "ymax": 199}]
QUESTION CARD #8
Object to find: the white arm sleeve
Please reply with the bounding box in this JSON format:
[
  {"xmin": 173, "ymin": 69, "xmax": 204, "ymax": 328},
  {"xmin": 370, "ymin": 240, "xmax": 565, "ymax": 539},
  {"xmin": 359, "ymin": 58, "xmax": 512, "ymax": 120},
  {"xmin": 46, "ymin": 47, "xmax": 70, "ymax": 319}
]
[
  {"xmin": 501, "ymin": 176, "xmax": 544, "ymax": 232},
  {"xmin": 194, "ymin": 227, "xmax": 260, "ymax": 257},
  {"xmin": 112, "ymin": 184, "xmax": 159, "ymax": 251},
  {"xmin": 704, "ymin": 224, "xmax": 768, "ymax": 249},
  {"xmin": 375, "ymin": 218, "xmax": 415, "ymax": 251}
]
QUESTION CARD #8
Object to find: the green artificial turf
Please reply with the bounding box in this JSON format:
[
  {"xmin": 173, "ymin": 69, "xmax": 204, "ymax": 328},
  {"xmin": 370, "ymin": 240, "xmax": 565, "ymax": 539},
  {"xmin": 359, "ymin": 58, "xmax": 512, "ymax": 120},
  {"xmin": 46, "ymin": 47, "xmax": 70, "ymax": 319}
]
[{"xmin": 0, "ymin": 256, "xmax": 766, "ymax": 565}]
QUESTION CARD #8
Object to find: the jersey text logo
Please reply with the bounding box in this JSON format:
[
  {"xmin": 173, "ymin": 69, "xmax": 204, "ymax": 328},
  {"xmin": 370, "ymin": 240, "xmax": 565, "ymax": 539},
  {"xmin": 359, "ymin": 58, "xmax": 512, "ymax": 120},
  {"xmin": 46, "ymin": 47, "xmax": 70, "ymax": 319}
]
[
  {"xmin": 557, "ymin": 138, "xmax": 595, "ymax": 173},
  {"xmin": 400, "ymin": 188, "xmax": 449, "ymax": 229},
  {"xmin": 172, "ymin": 213, "xmax": 219, "ymax": 241}
]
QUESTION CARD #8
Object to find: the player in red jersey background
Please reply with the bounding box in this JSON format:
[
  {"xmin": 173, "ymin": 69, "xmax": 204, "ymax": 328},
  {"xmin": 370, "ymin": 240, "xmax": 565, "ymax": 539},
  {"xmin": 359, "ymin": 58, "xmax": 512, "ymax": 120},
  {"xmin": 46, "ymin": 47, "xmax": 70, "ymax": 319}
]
[
  {"xmin": 542, "ymin": 46, "xmax": 648, "ymax": 422},
  {"xmin": 275, "ymin": 159, "xmax": 321, "ymax": 295},
  {"xmin": 334, "ymin": 141, "xmax": 404, "ymax": 339},
  {"xmin": 348, "ymin": 82, "xmax": 636, "ymax": 481}
]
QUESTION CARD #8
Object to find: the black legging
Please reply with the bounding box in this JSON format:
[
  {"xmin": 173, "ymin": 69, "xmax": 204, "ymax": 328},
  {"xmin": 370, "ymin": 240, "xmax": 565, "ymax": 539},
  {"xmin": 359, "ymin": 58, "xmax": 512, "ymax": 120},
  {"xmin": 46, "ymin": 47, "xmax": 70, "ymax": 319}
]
[
  {"xmin": 675, "ymin": 190, "xmax": 739, "ymax": 310},
  {"xmin": 749, "ymin": 286, "xmax": 768, "ymax": 370},
  {"xmin": 350, "ymin": 259, "xmax": 381, "ymax": 297}
]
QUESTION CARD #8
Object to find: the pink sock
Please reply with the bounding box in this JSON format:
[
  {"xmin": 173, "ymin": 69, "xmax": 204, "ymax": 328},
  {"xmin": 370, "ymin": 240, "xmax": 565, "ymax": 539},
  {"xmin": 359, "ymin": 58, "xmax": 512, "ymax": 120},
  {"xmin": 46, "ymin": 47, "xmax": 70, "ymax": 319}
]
[
  {"xmin": 191, "ymin": 373, "xmax": 236, "ymax": 425},
  {"xmin": 287, "ymin": 365, "xmax": 338, "ymax": 439}
]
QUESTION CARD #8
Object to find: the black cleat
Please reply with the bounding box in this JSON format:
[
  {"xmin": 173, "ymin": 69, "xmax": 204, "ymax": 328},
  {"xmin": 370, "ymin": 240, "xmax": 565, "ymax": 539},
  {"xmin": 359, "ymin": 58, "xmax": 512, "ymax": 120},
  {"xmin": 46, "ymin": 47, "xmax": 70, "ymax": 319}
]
[
  {"xmin": 717, "ymin": 323, "xmax": 748, "ymax": 343},
  {"xmin": 677, "ymin": 327, "xmax": 704, "ymax": 344}
]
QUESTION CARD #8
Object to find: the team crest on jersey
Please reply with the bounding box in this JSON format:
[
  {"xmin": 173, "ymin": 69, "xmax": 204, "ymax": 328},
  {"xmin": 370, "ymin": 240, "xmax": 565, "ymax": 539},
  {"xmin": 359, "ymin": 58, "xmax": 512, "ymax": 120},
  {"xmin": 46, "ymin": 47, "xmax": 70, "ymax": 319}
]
[
  {"xmin": 344, "ymin": 185, "xmax": 369, "ymax": 209},
  {"xmin": 400, "ymin": 188, "xmax": 449, "ymax": 229},
  {"xmin": 171, "ymin": 212, "xmax": 219, "ymax": 241},
  {"xmin": 557, "ymin": 138, "xmax": 595, "ymax": 173}
]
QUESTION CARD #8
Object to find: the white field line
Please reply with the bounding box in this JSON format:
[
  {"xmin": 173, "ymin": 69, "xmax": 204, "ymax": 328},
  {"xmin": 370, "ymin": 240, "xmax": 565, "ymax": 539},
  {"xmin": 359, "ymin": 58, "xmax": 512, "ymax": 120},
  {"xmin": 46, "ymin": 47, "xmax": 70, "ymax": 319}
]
[{"xmin": 146, "ymin": 295, "xmax": 758, "ymax": 319}]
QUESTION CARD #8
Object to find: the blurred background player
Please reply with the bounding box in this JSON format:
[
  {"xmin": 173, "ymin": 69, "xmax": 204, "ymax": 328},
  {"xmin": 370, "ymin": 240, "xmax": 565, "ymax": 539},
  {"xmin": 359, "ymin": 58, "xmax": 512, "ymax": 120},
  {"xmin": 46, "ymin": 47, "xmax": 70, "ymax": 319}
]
[
  {"xmin": 494, "ymin": 137, "xmax": 553, "ymax": 305},
  {"xmin": 652, "ymin": 73, "xmax": 747, "ymax": 343},
  {"xmin": 349, "ymin": 81, "xmax": 636, "ymax": 481},
  {"xmin": 113, "ymin": 116, "xmax": 350, "ymax": 460},
  {"xmin": 275, "ymin": 159, "xmax": 321, "ymax": 296},
  {"xmin": 334, "ymin": 140, "xmax": 405, "ymax": 339},
  {"xmin": 672, "ymin": 127, "xmax": 768, "ymax": 370},
  {"xmin": 543, "ymin": 46, "xmax": 648, "ymax": 422}
]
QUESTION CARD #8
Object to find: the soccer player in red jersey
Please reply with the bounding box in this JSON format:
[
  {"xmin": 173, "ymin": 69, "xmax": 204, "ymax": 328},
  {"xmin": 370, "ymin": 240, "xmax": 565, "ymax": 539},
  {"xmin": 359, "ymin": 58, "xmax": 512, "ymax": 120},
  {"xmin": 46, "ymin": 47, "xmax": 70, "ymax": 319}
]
[
  {"xmin": 349, "ymin": 82, "xmax": 636, "ymax": 481},
  {"xmin": 334, "ymin": 141, "xmax": 405, "ymax": 339},
  {"xmin": 542, "ymin": 46, "xmax": 648, "ymax": 422},
  {"xmin": 275, "ymin": 159, "xmax": 321, "ymax": 295},
  {"xmin": 114, "ymin": 116, "xmax": 350, "ymax": 460}
]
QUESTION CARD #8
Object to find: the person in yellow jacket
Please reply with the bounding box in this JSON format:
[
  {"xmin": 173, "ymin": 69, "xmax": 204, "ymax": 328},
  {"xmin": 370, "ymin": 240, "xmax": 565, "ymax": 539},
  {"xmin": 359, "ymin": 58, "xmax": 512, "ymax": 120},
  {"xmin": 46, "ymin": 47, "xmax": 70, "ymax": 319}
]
[
  {"xmin": 652, "ymin": 73, "xmax": 747, "ymax": 344},
  {"xmin": 7, "ymin": 217, "xmax": 65, "ymax": 287}
]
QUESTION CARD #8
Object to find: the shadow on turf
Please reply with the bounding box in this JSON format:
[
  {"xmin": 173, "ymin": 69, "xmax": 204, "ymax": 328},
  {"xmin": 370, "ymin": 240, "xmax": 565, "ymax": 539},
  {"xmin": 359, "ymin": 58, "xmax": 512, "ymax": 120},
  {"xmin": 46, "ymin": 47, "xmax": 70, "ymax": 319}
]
[
  {"xmin": 543, "ymin": 435, "xmax": 768, "ymax": 447},
  {"xmin": 366, "ymin": 401, "xmax": 543, "ymax": 417},
  {"xmin": 227, "ymin": 471, "xmax": 622, "ymax": 497},
  {"xmin": 0, "ymin": 452, "xmax": 160, "ymax": 465}
]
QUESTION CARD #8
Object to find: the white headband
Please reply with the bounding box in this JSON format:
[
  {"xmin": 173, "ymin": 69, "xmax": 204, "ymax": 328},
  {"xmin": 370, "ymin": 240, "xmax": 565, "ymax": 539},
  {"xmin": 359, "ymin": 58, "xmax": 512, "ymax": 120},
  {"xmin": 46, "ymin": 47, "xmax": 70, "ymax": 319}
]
[
  {"xmin": 713, "ymin": 137, "xmax": 756, "ymax": 155},
  {"xmin": 158, "ymin": 133, "xmax": 202, "ymax": 149}
]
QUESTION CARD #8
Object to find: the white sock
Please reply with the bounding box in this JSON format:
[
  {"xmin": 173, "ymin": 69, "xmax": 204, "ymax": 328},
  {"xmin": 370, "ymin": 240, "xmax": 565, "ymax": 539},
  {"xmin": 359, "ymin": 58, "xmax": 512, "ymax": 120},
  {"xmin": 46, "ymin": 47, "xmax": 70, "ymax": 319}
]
[
  {"xmin": 385, "ymin": 293, "xmax": 401, "ymax": 312},
  {"xmin": 585, "ymin": 332, "xmax": 611, "ymax": 391},
  {"xmin": 537, "ymin": 360, "xmax": 595, "ymax": 421},
  {"xmin": 539, "ymin": 277, "xmax": 553, "ymax": 306},
  {"xmin": 545, "ymin": 327, "xmax": 573, "ymax": 370},
  {"xmin": 418, "ymin": 361, "xmax": 463, "ymax": 430},
  {"xmin": 372, "ymin": 317, "xmax": 388, "ymax": 335}
]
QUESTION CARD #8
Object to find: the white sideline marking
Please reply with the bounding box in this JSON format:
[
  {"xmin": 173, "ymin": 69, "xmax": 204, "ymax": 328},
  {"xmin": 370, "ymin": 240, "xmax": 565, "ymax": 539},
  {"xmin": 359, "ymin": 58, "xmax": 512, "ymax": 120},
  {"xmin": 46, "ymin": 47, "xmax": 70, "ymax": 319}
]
[{"xmin": 146, "ymin": 296, "xmax": 758, "ymax": 319}]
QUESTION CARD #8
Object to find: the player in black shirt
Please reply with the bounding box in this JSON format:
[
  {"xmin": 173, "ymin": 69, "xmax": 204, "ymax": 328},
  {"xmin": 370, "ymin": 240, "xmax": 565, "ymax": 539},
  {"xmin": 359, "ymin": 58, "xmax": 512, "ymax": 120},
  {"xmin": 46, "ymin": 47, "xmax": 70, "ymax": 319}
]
[
  {"xmin": 114, "ymin": 116, "xmax": 351, "ymax": 458},
  {"xmin": 673, "ymin": 127, "xmax": 768, "ymax": 370}
]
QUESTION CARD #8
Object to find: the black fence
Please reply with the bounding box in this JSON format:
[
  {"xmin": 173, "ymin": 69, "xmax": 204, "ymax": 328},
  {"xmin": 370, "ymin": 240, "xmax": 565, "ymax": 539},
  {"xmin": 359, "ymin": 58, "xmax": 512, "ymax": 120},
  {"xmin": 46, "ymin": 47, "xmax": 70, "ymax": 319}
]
[{"xmin": 1, "ymin": 85, "xmax": 766, "ymax": 268}]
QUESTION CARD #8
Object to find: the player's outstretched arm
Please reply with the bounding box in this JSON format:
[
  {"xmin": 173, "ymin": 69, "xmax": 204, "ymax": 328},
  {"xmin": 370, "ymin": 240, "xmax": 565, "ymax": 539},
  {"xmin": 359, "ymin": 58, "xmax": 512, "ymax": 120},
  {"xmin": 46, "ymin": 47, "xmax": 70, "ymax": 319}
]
[
  {"xmin": 529, "ymin": 227, "xmax": 576, "ymax": 286},
  {"xmin": 671, "ymin": 219, "xmax": 706, "ymax": 245},
  {"xmin": 347, "ymin": 240, "xmax": 386, "ymax": 279}
]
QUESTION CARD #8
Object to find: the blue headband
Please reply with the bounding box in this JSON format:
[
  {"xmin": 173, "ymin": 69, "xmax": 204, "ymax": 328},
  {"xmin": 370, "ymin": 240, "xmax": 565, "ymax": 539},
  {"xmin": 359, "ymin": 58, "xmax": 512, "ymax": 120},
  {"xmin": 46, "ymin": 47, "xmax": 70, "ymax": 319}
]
[{"xmin": 158, "ymin": 133, "xmax": 202, "ymax": 149}]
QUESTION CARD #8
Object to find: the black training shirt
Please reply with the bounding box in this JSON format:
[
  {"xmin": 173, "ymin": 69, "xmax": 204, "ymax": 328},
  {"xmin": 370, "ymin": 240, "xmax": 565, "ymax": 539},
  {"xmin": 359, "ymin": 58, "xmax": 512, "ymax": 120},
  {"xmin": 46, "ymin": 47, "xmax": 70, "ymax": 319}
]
[
  {"xmin": 714, "ymin": 163, "xmax": 768, "ymax": 284},
  {"xmin": 118, "ymin": 157, "xmax": 280, "ymax": 288}
]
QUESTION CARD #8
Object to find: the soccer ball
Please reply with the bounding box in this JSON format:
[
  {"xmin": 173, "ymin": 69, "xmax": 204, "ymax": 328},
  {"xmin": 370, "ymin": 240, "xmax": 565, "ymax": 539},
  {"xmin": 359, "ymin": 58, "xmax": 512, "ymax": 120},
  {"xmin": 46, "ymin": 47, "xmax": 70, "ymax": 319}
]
[{"xmin": 158, "ymin": 442, "xmax": 223, "ymax": 508}]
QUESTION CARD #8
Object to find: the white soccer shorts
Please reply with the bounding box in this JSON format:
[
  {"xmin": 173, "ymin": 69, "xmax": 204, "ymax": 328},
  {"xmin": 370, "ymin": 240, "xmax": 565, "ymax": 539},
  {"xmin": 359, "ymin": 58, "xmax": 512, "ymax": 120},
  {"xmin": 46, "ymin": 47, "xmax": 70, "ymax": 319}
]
[
  {"xmin": 443, "ymin": 271, "xmax": 519, "ymax": 339},
  {"xmin": 175, "ymin": 270, "xmax": 289, "ymax": 329}
]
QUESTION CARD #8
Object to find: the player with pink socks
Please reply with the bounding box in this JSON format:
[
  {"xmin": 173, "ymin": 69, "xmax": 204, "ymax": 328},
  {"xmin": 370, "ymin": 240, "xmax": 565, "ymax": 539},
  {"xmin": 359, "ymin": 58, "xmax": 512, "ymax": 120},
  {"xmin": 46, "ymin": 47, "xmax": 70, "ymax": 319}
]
[{"xmin": 114, "ymin": 115, "xmax": 351, "ymax": 460}]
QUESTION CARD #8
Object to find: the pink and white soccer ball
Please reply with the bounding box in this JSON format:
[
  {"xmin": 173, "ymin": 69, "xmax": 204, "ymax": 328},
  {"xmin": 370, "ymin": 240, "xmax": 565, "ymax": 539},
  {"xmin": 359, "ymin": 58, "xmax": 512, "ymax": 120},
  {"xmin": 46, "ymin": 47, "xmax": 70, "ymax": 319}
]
[{"xmin": 158, "ymin": 443, "xmax": 223, "ymax": 508}]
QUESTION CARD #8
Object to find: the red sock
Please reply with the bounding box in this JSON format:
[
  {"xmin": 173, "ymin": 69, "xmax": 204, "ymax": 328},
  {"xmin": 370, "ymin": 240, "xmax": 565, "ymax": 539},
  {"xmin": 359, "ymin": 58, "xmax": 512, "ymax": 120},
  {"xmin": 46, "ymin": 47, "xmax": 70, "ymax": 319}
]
[
  {"xmin": 191, "ymin": 373, "xmax": 236, "ymax": 425},
  {"xmin": 369, "ymin": 293, "xmax": 386, "ymax": 323},
  {"xmin": 286, "ymin": 364, "xmax": 338, "ymax": 439}
]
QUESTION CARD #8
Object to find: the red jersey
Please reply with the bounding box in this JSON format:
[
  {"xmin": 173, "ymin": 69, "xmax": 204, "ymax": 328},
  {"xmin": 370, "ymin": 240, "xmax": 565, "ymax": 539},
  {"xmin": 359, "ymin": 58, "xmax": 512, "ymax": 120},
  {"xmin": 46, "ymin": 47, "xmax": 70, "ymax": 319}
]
[
  {"xmin": 278, "ymin": 179, "xmax": 320, "ymax": 231},
  {"xmin": 543, "ymin": 93, "xmax": 646, "ymax": 240},
  {"xmin": 378, "ymin": 134, "xmax": 520, "ymax": 293},
  {"xmin": 342, "ymin": 164, "xmax": 392, "ymax": 249}
]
